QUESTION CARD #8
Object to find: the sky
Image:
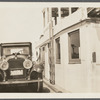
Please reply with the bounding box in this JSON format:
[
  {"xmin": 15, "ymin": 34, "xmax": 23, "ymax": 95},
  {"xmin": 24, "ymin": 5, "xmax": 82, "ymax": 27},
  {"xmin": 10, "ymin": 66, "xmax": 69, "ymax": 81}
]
[
  {"xmin": 0, "ymin": 3, "xmax": 43, "ymax": 44},
  {"xmin": 0, "ymin": 2, "xmax": 99, "ymax": 44}
]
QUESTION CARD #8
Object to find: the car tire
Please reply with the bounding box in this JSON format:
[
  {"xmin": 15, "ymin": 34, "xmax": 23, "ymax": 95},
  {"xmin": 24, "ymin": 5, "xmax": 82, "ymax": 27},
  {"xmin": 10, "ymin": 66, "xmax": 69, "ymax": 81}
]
[
  {"xmin": 37, "ymin": 81, "xmax": 43, "ymax": 92},
  {"xmin": 29, "ymin": 83, "xmax": 38, "ymax": 92},
  {"xmin": 0, "ymin": 85, "xmax": 2, "ymax": 92}
]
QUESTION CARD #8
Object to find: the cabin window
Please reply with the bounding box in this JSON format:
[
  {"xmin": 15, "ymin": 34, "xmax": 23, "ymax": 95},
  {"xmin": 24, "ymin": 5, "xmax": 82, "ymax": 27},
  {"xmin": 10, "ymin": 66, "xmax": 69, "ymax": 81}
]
[
  {"xmin": 55, "ymin": 37, "xmax": 61, "ymax": 64},
  {"xmin": 87, "ymin": 8, "xmax": 100, "ymax": 18},
  {"xmin": 52, "ymin": 8, "xmax": 58, "ymax": 25},
  {"xmin": 61, "ymin": 7, "xmax": 69, "ymax": 17},
  {"xmin": 42, "ymin": 46, "xmax": 45, "ymax": 51},
  {"xmin": 71, "ymin": 7, "xmax": 79, "ymax": 13},
  {"xmin": 43, "ymin": 12, "xmax": 45, "ymax": 27},
  {"xmin": 47, "ymin": 8, "xmax": 49, "ymax": 23},
  {"xmin": 36, "ymin": 51, "xmax": 38, "ymax": 56},
  {"xmin": 68, "ymin": 29, "xmax": 81, "ymax": 64},
  {"xmin": 92, "ymin": 52, "xmax": 96, "ymax": 63},
  {"xmin": 39, "ymin": 48, "xmax": 41, "ymax": 62}
]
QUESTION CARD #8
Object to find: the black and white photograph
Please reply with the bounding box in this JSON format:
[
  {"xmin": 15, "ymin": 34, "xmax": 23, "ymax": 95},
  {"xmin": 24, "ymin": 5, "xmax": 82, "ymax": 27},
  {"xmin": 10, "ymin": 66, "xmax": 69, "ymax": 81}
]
[{"xmin": 0, "ymin": 2, "xmax": 100, "ymax": 97}]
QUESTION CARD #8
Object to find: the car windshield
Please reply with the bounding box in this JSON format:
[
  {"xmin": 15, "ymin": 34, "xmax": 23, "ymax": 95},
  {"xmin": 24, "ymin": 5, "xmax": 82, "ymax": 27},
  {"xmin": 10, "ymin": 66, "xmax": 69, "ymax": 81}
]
[{"xmin": 3, "ymin": 46, "xmax": 30, "ymax": 56}]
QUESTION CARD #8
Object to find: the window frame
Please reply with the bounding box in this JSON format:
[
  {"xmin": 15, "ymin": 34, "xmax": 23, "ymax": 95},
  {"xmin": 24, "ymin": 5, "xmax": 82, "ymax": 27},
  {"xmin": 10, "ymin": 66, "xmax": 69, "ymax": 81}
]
[{"xmin": 68, "ymin": 29, "xmax": 81, "ymax": 64}]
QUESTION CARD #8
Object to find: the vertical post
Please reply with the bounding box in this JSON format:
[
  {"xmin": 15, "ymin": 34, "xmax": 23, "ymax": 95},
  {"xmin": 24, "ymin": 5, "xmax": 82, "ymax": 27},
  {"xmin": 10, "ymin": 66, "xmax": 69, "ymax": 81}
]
[
  {"xmin": 49, "ymin": 8, "xmax": 55, "ymax": 85},
  {"xmin": 58, "ymin": 7, "xmax": 61, "ymax": 23},
  {"xmin": 81, "ymin": 8, "xmax": 88, "ymax": 20},
  {"xmin": 69, "ymin": 7, "xmax": 72, "ymax": 15},
  {"xmin": 3, "ymin": 71, "xmax": 6, "ymax": 82},
  {"xmin": 51, "ymin": 20, "xmax": 55, "ymax": 85}
]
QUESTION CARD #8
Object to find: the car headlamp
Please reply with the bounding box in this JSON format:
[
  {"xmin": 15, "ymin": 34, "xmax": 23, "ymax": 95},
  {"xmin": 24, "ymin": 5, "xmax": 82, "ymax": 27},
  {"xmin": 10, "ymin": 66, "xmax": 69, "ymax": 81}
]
[
  {"xmin": 0, "ymin": 60, "xmax": 9, "ymax": 71},
  {"xmin": 33, "ymin": 63, "xmax": 44, "ymax": 73},
  {"xmin": 36, "ymin": 67, "xmax": 43, "ymax": 73},
  {"xmin": 23, "ymin": 59, "xmax": 32, "ymax": 69}
]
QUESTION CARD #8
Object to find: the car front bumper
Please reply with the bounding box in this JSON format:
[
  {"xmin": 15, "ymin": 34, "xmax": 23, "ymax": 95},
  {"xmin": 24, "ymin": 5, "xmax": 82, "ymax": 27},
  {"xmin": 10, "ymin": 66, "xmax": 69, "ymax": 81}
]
[
  {"xmin": 0, "ymin": 79, "xmax": 43, "ymax": 85},
  {"xmin": 0, "ymin": 79, "xmax": 43, "ymax": 92}
]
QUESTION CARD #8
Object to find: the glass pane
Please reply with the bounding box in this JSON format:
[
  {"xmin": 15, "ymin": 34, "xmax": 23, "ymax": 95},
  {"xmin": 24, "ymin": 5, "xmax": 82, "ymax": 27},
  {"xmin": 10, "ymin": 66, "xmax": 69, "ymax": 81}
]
[
  {"xmin": 71, "ymin": 7, "xmax": 78, "ymax": 13},
  {"xmin": 56, "ymin": 38, "xmax": 61, "ymax": 62},
  {"xmin": 3, "ymin": 47, "xmax": 29, "ymax": 56},
  {"xmin": 52, "ymin": 8, "xmax": 58, "ymax": 25},
  {"xmin": 43, "ymin": 12, "xmax": 45, "ymax": 27},
  {"xmin": 70, "ymin": 30, "xmax": 80, "ymax": 59},
  {"xmin": 87, "ymin": 8, "xmax": 100, "ymax": 18},
  {"xmin": 61, "ymin": 7, "xmax": 69, "ymax": 17},
  {"xmin": 52, "ymin": 8, "xmax": 58, "ymax": 17}
]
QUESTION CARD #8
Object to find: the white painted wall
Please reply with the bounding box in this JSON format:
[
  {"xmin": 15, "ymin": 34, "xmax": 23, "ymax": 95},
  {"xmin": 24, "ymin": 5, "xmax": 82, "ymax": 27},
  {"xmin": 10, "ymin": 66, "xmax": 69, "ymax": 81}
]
[
  {"xmin": 36, "ymin": 21, "xmax": 100, "ymax": 92},
  {"xmin": 54, "ymin": 23, "xmax": 93, "ymax": 93},
  {"xmin": 54, "ymin": 22, "xmax": 100, "ymax": 93},
  {"xmin": 87, "ymin": 23, "xmax": 100, "ymax": 92}
]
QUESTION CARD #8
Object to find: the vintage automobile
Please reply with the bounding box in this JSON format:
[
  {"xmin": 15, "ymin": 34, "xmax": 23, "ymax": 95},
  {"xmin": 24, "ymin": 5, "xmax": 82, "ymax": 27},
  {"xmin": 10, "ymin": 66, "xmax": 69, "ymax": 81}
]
[{"xmin": 0, "ymin": 42, "xmax": 44, "ymax": 92}]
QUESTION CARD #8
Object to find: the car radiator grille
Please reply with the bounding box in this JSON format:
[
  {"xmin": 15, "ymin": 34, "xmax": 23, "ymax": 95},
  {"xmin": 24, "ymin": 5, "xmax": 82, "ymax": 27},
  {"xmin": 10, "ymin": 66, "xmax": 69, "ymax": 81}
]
[{"xmin": 6, "ymin": 58, "xmax": 27, "ymax": 80}]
